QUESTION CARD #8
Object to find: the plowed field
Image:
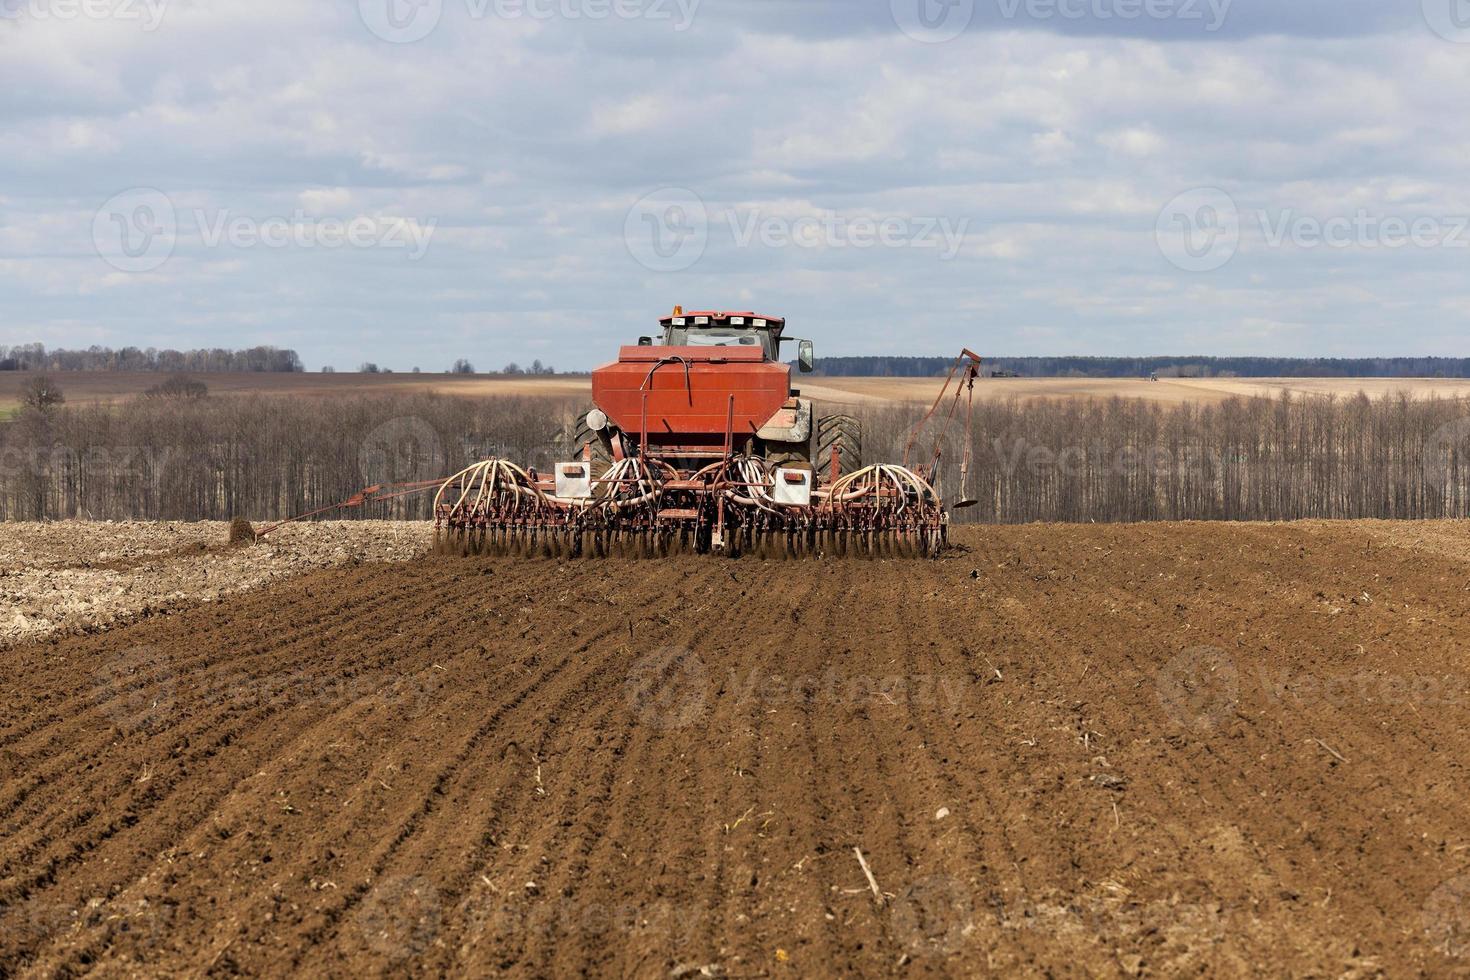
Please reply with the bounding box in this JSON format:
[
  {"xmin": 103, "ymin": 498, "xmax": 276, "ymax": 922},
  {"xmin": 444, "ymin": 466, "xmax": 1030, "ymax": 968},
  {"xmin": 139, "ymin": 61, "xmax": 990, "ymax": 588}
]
[{"xmin": 4, "ymin": 522, "xmax": 1470, "ymax": 976}]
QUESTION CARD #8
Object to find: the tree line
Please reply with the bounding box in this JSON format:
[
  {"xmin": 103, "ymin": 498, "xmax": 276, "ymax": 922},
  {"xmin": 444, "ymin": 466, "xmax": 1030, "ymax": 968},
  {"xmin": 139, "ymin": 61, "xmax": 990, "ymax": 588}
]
[
  {"xmin": 1, "ymin": 345, "xmax": 563, "ymax": 376},
  {"xmin": 0, "ymin": 393, "xmax": 579, "ymax": 522},
  {"xmin": 862, "ymin": 393, "xmax": 1470, "ymax": 524},
  {"xmin": 807, "ymin": 355, "xmax": 1470, "ymax": 379},
  {"xmin": 3, "ymin": 389, "xmax": 1470, "ymax": 525},
  {"xmin": 0, "ymin": 344, "xmax": 304, "ymax": 373}
]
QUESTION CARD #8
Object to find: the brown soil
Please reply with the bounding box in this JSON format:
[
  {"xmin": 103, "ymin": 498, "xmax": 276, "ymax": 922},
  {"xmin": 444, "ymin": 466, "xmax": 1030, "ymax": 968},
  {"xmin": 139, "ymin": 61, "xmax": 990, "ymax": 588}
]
[
  {"xmin": 0, "ymin": 521, "xmax": 430, "ymax": 650},
  {"xmin": 3, "ymin": 522, "xmax": 1470, "ymax": 976}
]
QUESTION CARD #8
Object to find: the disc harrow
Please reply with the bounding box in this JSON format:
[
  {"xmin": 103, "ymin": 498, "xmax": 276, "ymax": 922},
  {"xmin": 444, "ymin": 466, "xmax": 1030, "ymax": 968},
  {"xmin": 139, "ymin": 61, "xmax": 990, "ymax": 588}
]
[{"xmin": 431, "ymin": 454, "xmax": 949, "ymax": 560}]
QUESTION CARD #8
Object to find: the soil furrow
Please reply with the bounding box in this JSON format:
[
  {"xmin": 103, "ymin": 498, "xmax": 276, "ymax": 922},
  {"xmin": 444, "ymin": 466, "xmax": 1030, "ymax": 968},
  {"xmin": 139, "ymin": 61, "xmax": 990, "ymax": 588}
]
[{"xmin": 3, "ymin": 524, "xmax": 1469, "ymax": 976}]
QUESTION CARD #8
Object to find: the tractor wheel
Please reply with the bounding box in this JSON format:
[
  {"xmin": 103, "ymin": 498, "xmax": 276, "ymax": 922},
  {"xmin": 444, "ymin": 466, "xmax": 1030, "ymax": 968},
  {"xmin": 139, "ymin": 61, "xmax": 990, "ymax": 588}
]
[
  {"xmin": 816, "ymin": 414, "xmax": 864, "ymax": 478},
  {"xmin": 571, "ymin": 409, "xmax": 615, "ymax": 480}
]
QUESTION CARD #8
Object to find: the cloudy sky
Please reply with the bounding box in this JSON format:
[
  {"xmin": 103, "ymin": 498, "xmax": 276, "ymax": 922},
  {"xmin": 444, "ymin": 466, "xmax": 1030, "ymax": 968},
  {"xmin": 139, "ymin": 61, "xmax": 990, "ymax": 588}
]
[{"xmin": 2, "ymin": 0, "xmax": 1467, "ymax": 371}]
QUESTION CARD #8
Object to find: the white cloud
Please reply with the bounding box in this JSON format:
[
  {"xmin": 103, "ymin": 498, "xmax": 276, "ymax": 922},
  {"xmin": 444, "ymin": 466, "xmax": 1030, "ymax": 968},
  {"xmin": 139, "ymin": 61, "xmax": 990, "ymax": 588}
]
[
  {"xmin": 0, "ymin": 3, "xmax": 1463, "ymax": 367},
  {"xmin": 1031, "ymin": 129, "xmax": 1076, "ymax": 164},
  {"xmin": 587, "ymin": 94, "xmax": 672, "ymax": 136},
  {"xmin": 299, "ymin": 187, "xmax": 353, "ymax": 212},
  {"xmin": 1098, "ymin": 126, "xmax": 1165, "ymax": 157}
]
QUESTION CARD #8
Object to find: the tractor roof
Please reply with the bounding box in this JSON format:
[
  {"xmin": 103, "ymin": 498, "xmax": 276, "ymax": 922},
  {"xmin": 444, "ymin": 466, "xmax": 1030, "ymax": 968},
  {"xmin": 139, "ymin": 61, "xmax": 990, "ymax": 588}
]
[{"xmin": 659, "ymin": 311, "xmax": 786, "ymax": 330}]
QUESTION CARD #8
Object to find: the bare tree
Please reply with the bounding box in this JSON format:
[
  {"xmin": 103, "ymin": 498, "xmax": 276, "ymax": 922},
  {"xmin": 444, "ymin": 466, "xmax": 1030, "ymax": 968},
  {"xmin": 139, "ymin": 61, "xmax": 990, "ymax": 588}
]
[
  {"xmin": 0, "ymin": 343, "xmax": 303, "ymax": 372},
  {"xmin": 21, "ymin": 375, "xmax": 64, "ymax": 410}
]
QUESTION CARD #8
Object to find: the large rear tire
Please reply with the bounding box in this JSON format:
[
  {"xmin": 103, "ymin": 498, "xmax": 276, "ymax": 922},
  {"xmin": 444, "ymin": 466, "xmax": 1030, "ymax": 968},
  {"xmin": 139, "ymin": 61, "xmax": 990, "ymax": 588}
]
[
  {"xmin": 816, "ymin": 414, "xmax": 864, "ymax": 478},
  {"xmin": 571, "ymin": 409, "xmax": 615, "ymax": 479}
]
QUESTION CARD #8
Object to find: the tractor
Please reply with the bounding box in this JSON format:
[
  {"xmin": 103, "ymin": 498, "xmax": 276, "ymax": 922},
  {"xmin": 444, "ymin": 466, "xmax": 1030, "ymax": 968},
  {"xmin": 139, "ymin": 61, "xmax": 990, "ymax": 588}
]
[{"xmin": 432, "ymin": 309, "xmax": 981, "ymax": 558}]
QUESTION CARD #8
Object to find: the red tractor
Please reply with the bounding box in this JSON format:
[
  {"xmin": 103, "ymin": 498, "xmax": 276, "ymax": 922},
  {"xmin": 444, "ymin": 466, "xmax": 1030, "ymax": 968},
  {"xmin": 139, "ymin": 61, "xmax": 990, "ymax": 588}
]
[
  {"xmin": 433, "ymin": 309, "xmax": 979, "ymax": 558},
  {"xmin": 574, "ymin": 309, "xmax": 861, "ymax": 482}
]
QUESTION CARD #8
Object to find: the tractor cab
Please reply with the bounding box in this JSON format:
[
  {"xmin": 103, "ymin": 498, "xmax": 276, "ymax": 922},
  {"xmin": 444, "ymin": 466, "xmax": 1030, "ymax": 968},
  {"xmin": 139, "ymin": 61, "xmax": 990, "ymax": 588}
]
[
  {"xmin": 656, "ymin": 310, "xmax": 787, "ymax": 362},
  {"xmin": 591, "ymin": 307, "xmax": 818, "ymax": 457}
]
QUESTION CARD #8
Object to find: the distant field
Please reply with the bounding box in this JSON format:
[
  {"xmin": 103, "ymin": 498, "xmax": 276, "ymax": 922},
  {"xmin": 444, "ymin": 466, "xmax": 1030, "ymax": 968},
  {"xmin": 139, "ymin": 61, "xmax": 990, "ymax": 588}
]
[
  {"xmin": 806, "ymin": 375, "xmax": 1470, "ymax": 406},
  {"xmin": 0, "ymin": 371, "xmax": 590, "ymax": 412},
  {"xmin": 5, "ymin": 370, "xmax": 1470, "ymax": 412}
]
